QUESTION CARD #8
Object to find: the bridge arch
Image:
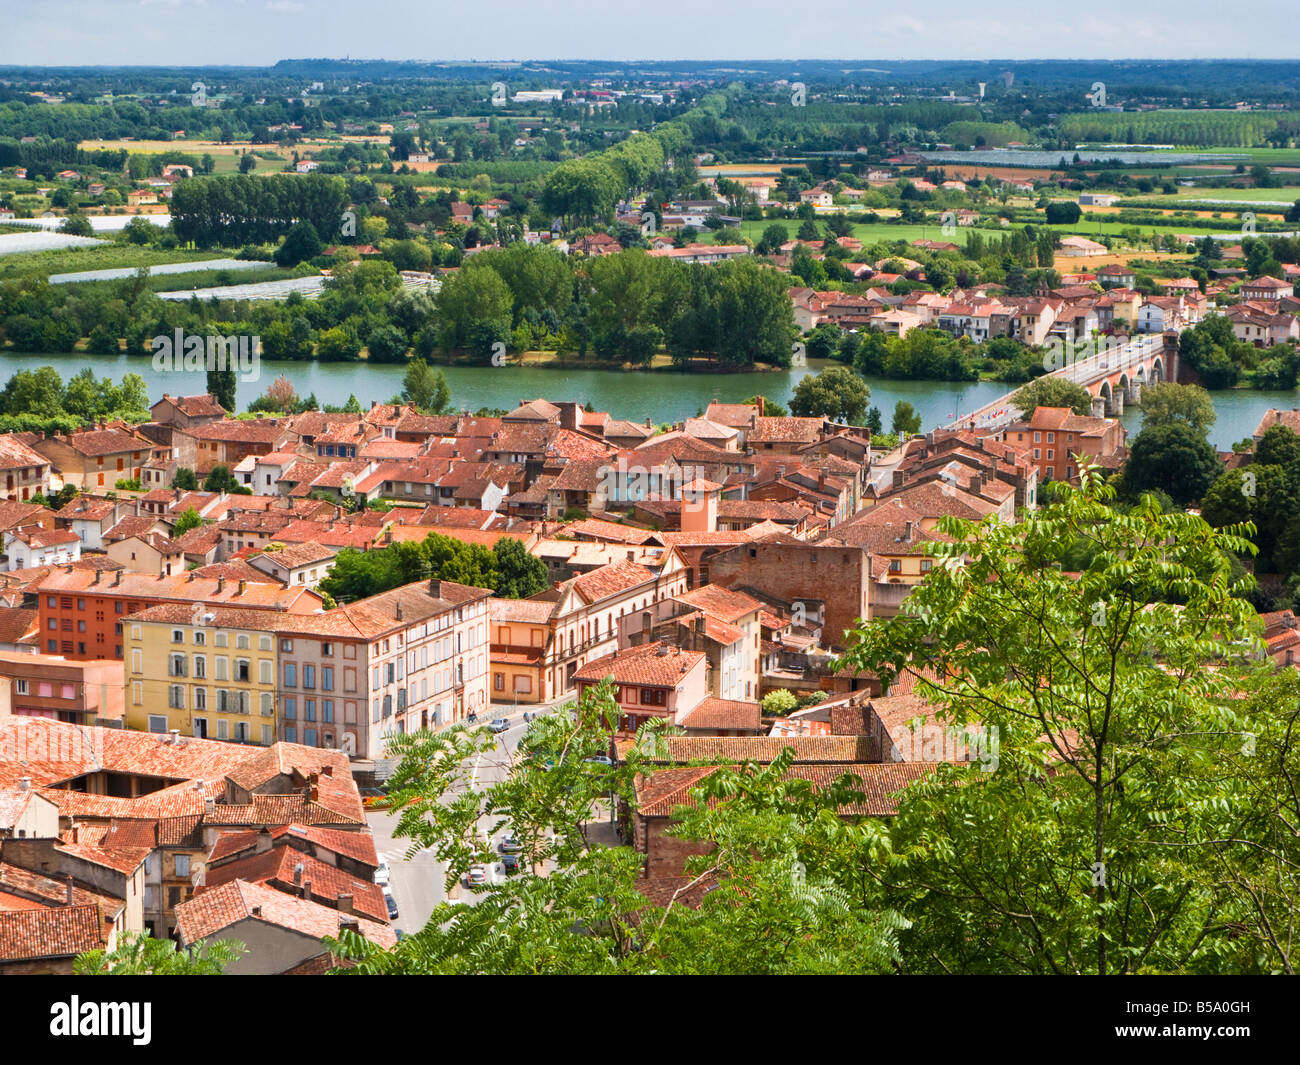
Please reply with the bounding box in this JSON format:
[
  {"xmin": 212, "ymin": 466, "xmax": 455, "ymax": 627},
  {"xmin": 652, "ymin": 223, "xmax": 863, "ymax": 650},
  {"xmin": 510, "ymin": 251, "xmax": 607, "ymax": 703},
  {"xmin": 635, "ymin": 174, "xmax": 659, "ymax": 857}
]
[{"xmin": 1150, "ymin": 356, "xmax": 1164, "ymax": 384}]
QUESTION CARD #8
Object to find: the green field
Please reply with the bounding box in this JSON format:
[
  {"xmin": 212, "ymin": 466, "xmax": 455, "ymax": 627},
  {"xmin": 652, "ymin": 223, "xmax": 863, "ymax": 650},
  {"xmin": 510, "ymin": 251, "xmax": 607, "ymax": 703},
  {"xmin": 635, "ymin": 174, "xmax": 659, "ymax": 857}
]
[
  {"xmin": 1126, "ymin": 186, "xmax": 1300, "ymax": 205},
  {"xmin": 0, "ymin": 244, "xmax": 230, "ymax": 281},
  {"xmin": 738, "ymin": 215, "xmax": 1205, "ymax": 252}
]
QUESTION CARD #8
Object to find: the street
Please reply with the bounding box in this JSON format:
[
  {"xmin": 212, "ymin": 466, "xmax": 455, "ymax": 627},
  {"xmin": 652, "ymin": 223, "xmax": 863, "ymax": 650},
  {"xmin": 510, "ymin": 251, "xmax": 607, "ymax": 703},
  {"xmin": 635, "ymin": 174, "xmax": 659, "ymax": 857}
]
[{"xmin": 364, "ymin": 697, "xmax": 572, "ymax": 934}]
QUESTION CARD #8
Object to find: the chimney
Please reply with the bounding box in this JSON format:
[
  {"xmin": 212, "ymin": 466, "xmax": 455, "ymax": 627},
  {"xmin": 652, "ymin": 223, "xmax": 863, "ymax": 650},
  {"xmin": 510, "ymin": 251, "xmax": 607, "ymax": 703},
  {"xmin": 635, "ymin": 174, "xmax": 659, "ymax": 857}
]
[
  {"xmin": 293, "ymin": 862, "xmax": 304, "ymax": 887},
  {"xmin": 204, "ymin": 796, "xmax": 215, "ymax": 816},
  {"xmin": 18, "ymin": 776, "xmax": 30, "ymax": 792},
  {"xmin": 217, "ymin": 576, "xmax": 226, "ymax": 593},
  {"xmin": 169, "ymin": 728, "xmax": 180, "ymax": 744},
  {"xmin": 113, "ymin": 569, "xmax": 122, "ymax": 586},
  {"xmin": 238, "ymin": 579, "xmax": 246, "ymax": 595},
  {"xmin": 340, "ymin": 916, "xmax": 360, "ymax": 935},
  {"xmin": 303, "ymin": 878, "xmax": 312, "ymax": 900},
  {"xmin": 892, "ymin": 470, "xmax": 905, "ymax": 490},
  {"xmin": 255, "ymin": 827, "xmax": 273, "ymax": 853},
  {"xmin": 337, "ymin": 893, "xmax": 354, "ymax": 915},
  {"xmin": 396, "ymin": 601, "xmax": 403, "ymax": 621},
  {"xmin": 904, "ymin": 520, "xmax": 914, "ymax": 541},
  {"xmin": 70, "ymin": 823, "xmax": 81, "ymax": 844},
  {"xmin": 251, "ymin": 905, "xmax": 262, "ymax": 917}
]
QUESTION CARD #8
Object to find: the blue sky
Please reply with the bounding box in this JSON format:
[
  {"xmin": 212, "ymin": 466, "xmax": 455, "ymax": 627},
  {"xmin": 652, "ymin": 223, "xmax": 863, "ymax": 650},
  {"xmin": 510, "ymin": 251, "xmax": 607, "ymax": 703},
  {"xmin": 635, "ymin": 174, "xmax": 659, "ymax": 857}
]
[{"xmin": 1, "ymin": 0, "xmax": 1297, "ymax": 67}]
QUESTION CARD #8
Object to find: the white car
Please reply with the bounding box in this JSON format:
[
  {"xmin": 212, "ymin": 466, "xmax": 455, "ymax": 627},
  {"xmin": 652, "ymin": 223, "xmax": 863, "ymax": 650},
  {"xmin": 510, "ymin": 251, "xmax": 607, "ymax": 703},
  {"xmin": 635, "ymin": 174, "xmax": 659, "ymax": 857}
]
[
  {"xmin": 374, "ymin": 859, "xmax": 390, "ymax": 887},
  {"xmin": 465, "ymin": 864, "xmax": 489, "ymax": 886}
]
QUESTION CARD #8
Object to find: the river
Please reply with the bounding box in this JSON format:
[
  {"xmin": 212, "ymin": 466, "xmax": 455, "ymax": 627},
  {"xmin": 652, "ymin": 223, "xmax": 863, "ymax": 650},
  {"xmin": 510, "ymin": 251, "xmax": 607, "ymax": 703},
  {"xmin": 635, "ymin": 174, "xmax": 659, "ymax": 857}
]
[{"xmin": 0, "ymin": 351, "xmax": 1290, "ymax": 451}]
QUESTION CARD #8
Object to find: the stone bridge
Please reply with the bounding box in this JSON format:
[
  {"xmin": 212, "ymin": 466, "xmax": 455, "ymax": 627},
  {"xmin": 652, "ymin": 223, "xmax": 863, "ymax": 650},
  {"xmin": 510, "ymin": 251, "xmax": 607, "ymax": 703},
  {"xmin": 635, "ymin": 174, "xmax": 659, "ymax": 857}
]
[{"xmin": 942, "ymin": 332, "xmax": 1179, "ymax": 432}]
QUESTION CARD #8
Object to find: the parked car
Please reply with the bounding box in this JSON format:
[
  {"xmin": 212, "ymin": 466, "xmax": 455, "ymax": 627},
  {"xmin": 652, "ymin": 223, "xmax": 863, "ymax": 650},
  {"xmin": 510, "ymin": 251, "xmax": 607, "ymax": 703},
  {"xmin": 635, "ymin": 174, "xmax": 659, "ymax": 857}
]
[
  {"xmin": 465, "ymin": 864, "xmax": 488, "ymax": 886},
  {"xmin": 584, "ymin": 755, "xmax": 614, "ymax": 766},
  {"xmin": 500, "ymin": 836, "xmax": 521, "ymax": 853},
  {"xmin": 384, "ymin": 891, "xmax": 399, "ymax": 920},
  {"xmin": 489, "ymin": 718, "xmax": 511, "ymax": 733},
  {"xmin": 374, "ymin": 859, "xmax": 390, "ymax": 887},
  {"xmin": 502, "ymin": 854, "xmax": 520, "ymax": 874}
]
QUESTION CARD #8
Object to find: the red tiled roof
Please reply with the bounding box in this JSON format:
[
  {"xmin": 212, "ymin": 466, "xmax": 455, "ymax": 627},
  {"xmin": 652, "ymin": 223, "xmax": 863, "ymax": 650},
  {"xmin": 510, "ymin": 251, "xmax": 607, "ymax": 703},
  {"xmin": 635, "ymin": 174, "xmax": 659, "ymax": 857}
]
[
  {"xmin": 574, "ymin": 641, "xmax": 705, "ymax": 687},
  {"xmin": 0, "ymin": 905, "xmax": 105, "ymax": 961},
  {"xmin": 175, "ymin": 879, "xmax": 395, "ymax": 951}
]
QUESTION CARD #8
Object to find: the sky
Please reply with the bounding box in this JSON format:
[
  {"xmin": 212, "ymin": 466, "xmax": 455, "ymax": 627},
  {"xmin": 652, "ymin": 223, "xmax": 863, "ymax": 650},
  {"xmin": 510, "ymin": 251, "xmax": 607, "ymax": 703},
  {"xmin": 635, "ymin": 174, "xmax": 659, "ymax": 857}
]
[{"xmin": 1, "ymin": 0, "xmax": 1298, "ymax": 67}]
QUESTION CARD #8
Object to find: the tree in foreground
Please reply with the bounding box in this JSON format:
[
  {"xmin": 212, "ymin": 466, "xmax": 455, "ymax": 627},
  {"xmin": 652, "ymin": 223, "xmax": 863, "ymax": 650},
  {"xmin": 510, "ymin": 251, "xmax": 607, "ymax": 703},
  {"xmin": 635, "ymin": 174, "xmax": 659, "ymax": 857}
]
[
  {"xmin": 75, "ymin": 931, "xmax": 244, "ymax": 975},
  {"xmin": 836, "ymin": 469, "xmax": 1300, "ymax": 974},
  {"xmin": 326, "ymin": 681, "xmax": 905, "ymax": 974}
]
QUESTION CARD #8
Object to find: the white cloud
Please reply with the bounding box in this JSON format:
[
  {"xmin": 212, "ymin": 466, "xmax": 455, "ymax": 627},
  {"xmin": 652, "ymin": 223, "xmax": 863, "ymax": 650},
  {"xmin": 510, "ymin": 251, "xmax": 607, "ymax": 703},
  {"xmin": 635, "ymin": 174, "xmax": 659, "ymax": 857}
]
[{"xmin": 265, "ymin": 0, "xmax": 304, "ymax": 10}]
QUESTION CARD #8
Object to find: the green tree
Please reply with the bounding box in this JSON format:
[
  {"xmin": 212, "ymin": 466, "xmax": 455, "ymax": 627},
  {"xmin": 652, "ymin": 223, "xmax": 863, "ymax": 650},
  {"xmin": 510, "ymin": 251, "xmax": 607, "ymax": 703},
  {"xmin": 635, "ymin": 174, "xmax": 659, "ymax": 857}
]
[
  {"xmin": 788, "ymin": 365, "xmax": 870, "ymax": 424},
  {"xmin": 836, "ymin": 472, "xmax": 1261, "ymax": 974},
  {"xmin": 203, "ymin": 464, "xmax": 239, "ymax": 494},
  {"xmin": 173, "ymin": 467, "xmax": 199, "ymax": 491},
  {"xmin": 274, "ymin": 220, "xmax": 323, "ymax": 267},
  {"xmin": 492, "ymin": 536, "xmax": 549, "ymax": 598},
  {"xmin": 1011, "ymin": 376, "xmax": 1092, "ymax": 417},
  {"xmin": 401, "ymin": 358, "xmax": 451, "ymax": 415},
  {"xmin": 75, "ymin": 931, "xmax": 244, "ymax": 975},
  {"xmin": 172, "ymin": 506, "xmax": 204, "ymax": 536},
  {"xmin": 890, "ymin": 400, "xmax": 922, "ymax": 437},
  {"xmin": 206, "ymin": 365, "xmax": 237, "ymax": 413},
  {"xmin": 1139, "ymin": 382, "xmax": 1216, "ymax": 437},
  {"xmin": 1123, "ymin": 422, "xmax": 1221, "ymax": 506},
  {"xmin": 1255, "ymin": 423, "xmax": 1300, "ymax": 469}
]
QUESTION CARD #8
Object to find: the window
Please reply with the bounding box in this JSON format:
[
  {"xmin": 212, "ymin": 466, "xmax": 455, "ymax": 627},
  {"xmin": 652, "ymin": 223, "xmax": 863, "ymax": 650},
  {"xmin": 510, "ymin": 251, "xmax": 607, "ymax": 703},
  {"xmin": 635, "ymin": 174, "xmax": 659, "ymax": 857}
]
[
  {"xmin": 321, "ymin": 666, "xmax": 334, "ymax": 691},
  {"xmin": 193, "ymin": 655, "xmax": 206, "ymax": 679},
  {"xmin": 174, "ymin": 854, "xmax": 190, "ymax": 877},
  {"xmin": 214, "ymin": 632, "xmax": 228, "ymax": 648},
  {"xmin": 168, "ymin": 653, "xmax": 187, "ymax": 677},
  {"xmin": 280, "ymin": 639, "xmax": 293, "ymax": 653},
  {"xmin": 921, "ymin": 559, "xmax": 933, "ymax": 572},
  {"xmin": 236, "ymin": 634, "xmax": 249, "ymax": 650},
  {"xmin": 260, "ymin": 660, "xmax": 272, "ymax": 685},
  {"xmin": 195, "ymin": 687, "xmax": 206, "ymax": 711},
  {"xmin": 285, "ymin": 726, "xmax": 297, "ymax": 743},
  {"xmin": 168, "ymin": 685, "xmax": 185, "ymax": 709},
  {"xmin": 284, "ymin": 663, "xmax": 297, "ymax": 687},
  {"xmin": 641, "ymin": 688, "xmax": 667, "ymax": 706},
  {"xmin": 147, "ymin": 714, "xmax": 167, "ymax": 733},
  {"xmin": 889, "ymin": 559, "xmax": 902, "ymax": 572},
  {"xmin": 236, "ymin": 659, "xmax": 250, "ymax": 682},
  {"xmin": 217, "ymin": 719, "xmax": 228, "ymax": 740},
  {"xmin": 494, "ymin": 672, "xmax": 504, "ymax": 691},
  {"xmin": 15, "ymin": 678, "xmax": 27, "ymax": 695},
  {"xmin": 258, "ymin": 635, "xmax": 272, "ymax": 651},
  {"xmin": 171, "ymin": 629, "xmax": 184, "ymax": 644},
  {"xmin": 305, "ymin": 699, "xmax": 316, "ymax": 722},
  {"xmin": 284, "ymin": 697, "xmax": 296, "ymax": 720},
  {"xmin": 193, "ymin": 630, "xmax": 205, "ymax": 646},
  {"xmin": 321, "ymin": 642, "xmax": 333, "ymax": 657},
  {"xmin": 303, "ymin": 664, "xmax": 315, "ymax": 689}
]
